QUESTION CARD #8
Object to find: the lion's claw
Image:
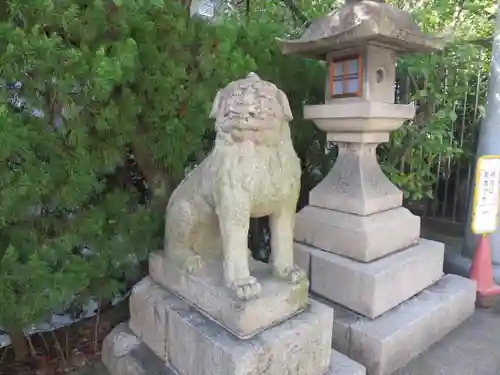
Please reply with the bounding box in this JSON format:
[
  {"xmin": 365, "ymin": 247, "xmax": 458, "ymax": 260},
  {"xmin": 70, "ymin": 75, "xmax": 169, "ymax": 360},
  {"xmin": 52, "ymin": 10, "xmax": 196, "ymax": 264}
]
[
  {"xmin": 230, "ymin": 276, "xmax": 262, "ymax": 300},
  {"xmin": 274, "ymin": 265, "xmax": 306, "ymax": 284}
]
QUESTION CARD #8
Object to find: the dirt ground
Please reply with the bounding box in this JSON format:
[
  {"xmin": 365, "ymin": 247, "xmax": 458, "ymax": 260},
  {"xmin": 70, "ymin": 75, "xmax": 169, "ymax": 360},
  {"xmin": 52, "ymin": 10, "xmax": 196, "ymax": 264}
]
[{"xmin": 0, "ymin": 301, "xmax": 128, "ymax": 375}]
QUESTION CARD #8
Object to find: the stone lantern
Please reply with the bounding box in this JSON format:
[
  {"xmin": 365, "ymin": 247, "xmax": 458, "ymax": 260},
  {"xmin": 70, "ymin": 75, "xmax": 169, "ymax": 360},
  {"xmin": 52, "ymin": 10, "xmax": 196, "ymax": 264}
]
[
  {"xmin": 280, "ymin": 0, "xmax": 447, "ymax": 223},
  {"xmin": 279, "ymin": 1, "xmax": 476, "ymax": 375}
]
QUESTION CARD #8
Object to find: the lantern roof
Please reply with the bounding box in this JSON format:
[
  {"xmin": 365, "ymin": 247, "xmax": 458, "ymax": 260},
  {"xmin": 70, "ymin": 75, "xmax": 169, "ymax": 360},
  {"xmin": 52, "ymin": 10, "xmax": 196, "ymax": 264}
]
[{"xmin": 277, "ymin": 0, "xmax": 448, "ymax": 60}]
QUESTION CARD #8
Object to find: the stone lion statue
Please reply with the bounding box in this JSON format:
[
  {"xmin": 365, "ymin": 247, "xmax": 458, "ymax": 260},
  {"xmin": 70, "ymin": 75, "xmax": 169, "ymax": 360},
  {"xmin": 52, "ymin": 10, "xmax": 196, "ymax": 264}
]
[{"xmin": 164, "ymin": 73, "xmax": 305, "ymax": 300}]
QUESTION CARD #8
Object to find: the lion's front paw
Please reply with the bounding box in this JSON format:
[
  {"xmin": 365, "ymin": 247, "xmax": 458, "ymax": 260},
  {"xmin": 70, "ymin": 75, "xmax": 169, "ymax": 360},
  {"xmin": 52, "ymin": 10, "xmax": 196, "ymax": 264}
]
[
  {"xmin": 229, "ymin": 276, "xmax": 262, "ymax": 301},
  {"xmin": 182, "ymin": 255, "xmax": 205, "ymax": 274},
  {"xmin": 274, "ymin": 265, "xmax": 306, "ymax": 284}
]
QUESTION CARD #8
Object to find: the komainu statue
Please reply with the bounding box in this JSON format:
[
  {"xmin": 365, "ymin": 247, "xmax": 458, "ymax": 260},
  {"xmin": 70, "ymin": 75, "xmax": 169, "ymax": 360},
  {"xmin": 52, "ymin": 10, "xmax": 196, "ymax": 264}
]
[{"xmin": 164, "ymin": 73, "xmax": 305, "ymax": 301}]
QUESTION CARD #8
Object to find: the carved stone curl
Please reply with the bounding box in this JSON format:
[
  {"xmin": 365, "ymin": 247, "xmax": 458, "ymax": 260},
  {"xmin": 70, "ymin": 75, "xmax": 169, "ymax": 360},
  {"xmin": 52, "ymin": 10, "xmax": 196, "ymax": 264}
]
[{"xmin": 164, "ymin": 73, "xmax": 305, "ymax": 300}]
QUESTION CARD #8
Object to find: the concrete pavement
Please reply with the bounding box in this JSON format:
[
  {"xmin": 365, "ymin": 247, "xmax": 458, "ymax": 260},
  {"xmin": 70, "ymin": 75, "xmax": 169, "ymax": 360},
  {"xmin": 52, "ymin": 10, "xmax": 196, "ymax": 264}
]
[{"xmin": 395, "ymin": 306, "xmax": 500, "ymax": 375}]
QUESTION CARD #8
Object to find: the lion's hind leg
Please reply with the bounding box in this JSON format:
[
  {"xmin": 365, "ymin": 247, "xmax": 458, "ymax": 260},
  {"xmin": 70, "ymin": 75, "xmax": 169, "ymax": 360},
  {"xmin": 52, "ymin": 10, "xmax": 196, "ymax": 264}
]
[
  {"xmin": 270, "ymin": 203, "xmax": 306, "ymax": 284},
  {"xmin": 164, "ymin": 200, "xmax": 205, "ymax": 274}
]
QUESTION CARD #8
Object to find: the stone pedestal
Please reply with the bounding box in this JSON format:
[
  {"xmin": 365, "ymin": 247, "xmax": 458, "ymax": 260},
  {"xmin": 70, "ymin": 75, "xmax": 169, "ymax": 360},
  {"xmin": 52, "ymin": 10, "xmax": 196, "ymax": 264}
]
[
  {"xmin": 295, "ymin": 210, "xmax": 475, "ymax": 375},
  {"xmin": 278, "ymin": 1, "xmax": 475, "ymax": 373},
  {"xmin": 296, "ymin": 239, "xmax": 445, "ymax": 318},
  {"xmin": 317, "ymin": 275, "xmax": 475, "ymax": 375},
  {"xmin": 148, "ymin": 252, "xmax": 309, "ymax": 338},
  {"xmin": 293, "ymin": 100, "xmax": 476, "ymax": 375},
  {"xmin": 295, "ymin": 205, "xmax": 420, "ymax": 262},
  {"xmin": 103, "ymin": 255, "xmax": 367, "ymax": 375}
]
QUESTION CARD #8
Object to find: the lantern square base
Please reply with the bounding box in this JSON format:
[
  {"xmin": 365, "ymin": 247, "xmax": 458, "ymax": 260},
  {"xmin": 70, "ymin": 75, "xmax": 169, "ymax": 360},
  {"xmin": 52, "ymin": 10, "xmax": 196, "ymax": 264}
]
[
  {"xmin": 295, "ymin": 238, "xmax": 444, "ymax": 318},
  {"xmin": 294, "ymin": 205, "xmax": 420, "ymax": 262}
]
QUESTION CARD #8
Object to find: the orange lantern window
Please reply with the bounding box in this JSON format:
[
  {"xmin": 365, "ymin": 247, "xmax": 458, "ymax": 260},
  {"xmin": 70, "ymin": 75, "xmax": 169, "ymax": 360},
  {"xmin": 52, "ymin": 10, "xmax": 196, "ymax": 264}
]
[{"xmin": 328, "ymin": 55, "xmax": 363, "ymax": 98}]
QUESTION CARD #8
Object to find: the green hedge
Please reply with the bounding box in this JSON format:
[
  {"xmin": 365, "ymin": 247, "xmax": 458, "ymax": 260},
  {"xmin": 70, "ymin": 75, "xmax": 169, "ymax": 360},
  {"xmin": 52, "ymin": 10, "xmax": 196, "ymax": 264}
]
[{"xmin": 0, "ymin": 0, "xmax": 326, "ymax": 359}]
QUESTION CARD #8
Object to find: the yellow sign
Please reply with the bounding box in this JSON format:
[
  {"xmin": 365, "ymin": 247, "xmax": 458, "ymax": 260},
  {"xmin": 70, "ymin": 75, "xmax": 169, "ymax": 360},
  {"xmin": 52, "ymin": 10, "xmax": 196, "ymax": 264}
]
[{"xmin": 471, "ymin": 155, "xmax": 500, "ymax": 234}]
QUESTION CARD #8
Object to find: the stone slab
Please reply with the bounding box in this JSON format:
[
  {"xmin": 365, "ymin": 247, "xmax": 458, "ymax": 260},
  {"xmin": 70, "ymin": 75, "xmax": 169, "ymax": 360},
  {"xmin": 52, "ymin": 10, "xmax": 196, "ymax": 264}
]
[
  {"xmin": 102, "ymin": 323, "xmax": 175, "ymax": 375},
  {"xmin": 149, "ymin": 251, "xmax": 309, "ymax": 339},
  {"xmin": 169, "ymin": 296, "xmax": 333, "ymax": 375},
  {"xmin": 323, "ymin": 274, "xmax": 476, "ymax": 375},
  {"xmin": 295, "ymin": 206, "xmax": 420, "ymax": 262},
  {"xmin": 294, "ymin": 242, "xmax": 311, "ymax": 279},
  {"xmin": 329, "ymin": 350, "xmax": 366, "ymax": 375},
  {"xmin": 102, "ymin": 323, "xmax": 365, "ymax": 375},
  {"xmin": 304, "ymin": 238, "xmax": 444, "ymax": 318},
  {"xmin": 129, "ymin": 277, "xmax": 184, "ymax": 363}
]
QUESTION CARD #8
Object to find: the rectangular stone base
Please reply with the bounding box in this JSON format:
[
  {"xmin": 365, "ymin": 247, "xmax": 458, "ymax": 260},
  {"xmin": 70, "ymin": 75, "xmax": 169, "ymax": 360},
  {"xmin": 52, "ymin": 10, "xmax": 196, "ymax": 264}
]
[
  {"xmin": 103, "ymin": 323, "xmax": 366, "ymax": 375},
  {"xmin": 318, "ymin": 274, "xmax": 476, "ymax": 375},
  {"xmin": 128, "ymin": 277, "xmax": 181, "ymax": 363},
  {"xmin": 296, "ymin": 239, "xmax": 444, "ymax": 318},
  {"xmin": 126, "ymin": 277, "xmax": 333, "ymax": 375},
  {"xmin": 170, "ymin": 295, "xmax": 332, "ymax": 375},
  {"xmin": 149, "ymin": 251, "xmax": 309, "ymax": 339},
  {"xmin": 294, "ymin": 206, "xmax": 420, "ymax": 262}
]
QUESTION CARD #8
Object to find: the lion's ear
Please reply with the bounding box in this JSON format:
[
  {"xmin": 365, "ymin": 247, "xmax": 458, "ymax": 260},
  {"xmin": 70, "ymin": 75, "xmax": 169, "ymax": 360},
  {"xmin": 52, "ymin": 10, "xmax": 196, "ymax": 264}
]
[
  {"xmin": 277, "ymin": 89, "xmax": 293, "ymax": 121},
  {"xmin": 210, "ymin": 90, "xmax": 223, "ymax": 119}
]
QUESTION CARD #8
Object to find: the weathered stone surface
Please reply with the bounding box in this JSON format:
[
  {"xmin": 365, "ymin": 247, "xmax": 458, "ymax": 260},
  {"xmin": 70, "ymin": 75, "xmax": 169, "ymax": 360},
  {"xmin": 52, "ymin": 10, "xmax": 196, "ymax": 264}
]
[
  {"xmin": 307, "ymin": 143, "xmax": 403, "ymax": 217},
  {"xmin": 304, "ymin": 238, "xmax": 444, "ymax": 318},
  {"xmin": 278, "ymin": 0, "xmax": 446, "ymax": 59},
  {"xmin": 129, "ymin": 277, "xmax": 185, "ymax": 363},
  {"xmin": 362, "ymin": 45, "xmax": 397, "ymax": 103},
  {"xmin": 168, "ymin": 297, "xmax": 333, "ymax": 375},
  {"xmin": 102, "ymin": 323, "xmax": 365, "ymax": 375},
  {"xmin": 294, "ymin": 242, "xmax": 311, "ymax": 279},
  {"xmin": 324, "ymin": 274, "xmax": 476, "ymax": 375},
  {"xmin": 303, "ymin": 101, "xmax": 415, "ymax": 134},
  {"xmin": 102, "ymin": 323, "xmax": 175, "ymax": 375},
  {"xmin": 327, "ymin": 350, "xmax": 366, "ymax": 375},
  {"xmin": 149, "ymin": 251, "xmax": 309, "ymax": 339},
  {"xmin": 295, "ymin": 206, "xmax": 420, "ymax": 262}
]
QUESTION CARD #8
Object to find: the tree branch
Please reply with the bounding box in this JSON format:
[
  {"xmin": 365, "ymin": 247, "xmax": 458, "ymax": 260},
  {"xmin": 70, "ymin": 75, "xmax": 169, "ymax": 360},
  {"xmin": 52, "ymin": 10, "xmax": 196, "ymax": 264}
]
[
  {"xmin": 467, "ymin": 37, "xmax": 493, "ymax": 48},
  {"xmin": 281, "ymin": 0, "xmax": 310, "ymax": 27}
]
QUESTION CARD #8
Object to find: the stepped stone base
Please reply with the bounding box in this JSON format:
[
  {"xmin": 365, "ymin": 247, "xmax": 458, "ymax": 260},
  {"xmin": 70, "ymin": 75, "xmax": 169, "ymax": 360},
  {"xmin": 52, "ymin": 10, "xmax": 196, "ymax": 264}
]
[
  {"xmin": 128, "ymin": 276, "xmax": 332, "ymax": 375},
  {"xmin": 104, "ymin": 280, "xmax": 367, "ymax": 375},
  {"xmin": 103, "ymin": 323, "xmax": 366, "ymax": 375},
  {"xmin": 129, "ymin": 277, "xmax": 181, "ymax": 364},
  {"xmin": 148, "ymin": 251, "xmax": 309, "ymax": 339},
  {"xmin": 314, "ymin": 274, "xmax": 476, "ymax": 375},
  {"xmin": 294, "ymin": 206, "xmax": 420, "ymax": 262},
  {"xmin": 103, "ymin": 323, "xmax": 175, "ymax": 375},
  {"xmin": 296, "ymin": 239, "xmax": 444, "ymax": 318},
  {"xmin": 168, "ymin": 295, "xmax": 332, "ymax": 375}
]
